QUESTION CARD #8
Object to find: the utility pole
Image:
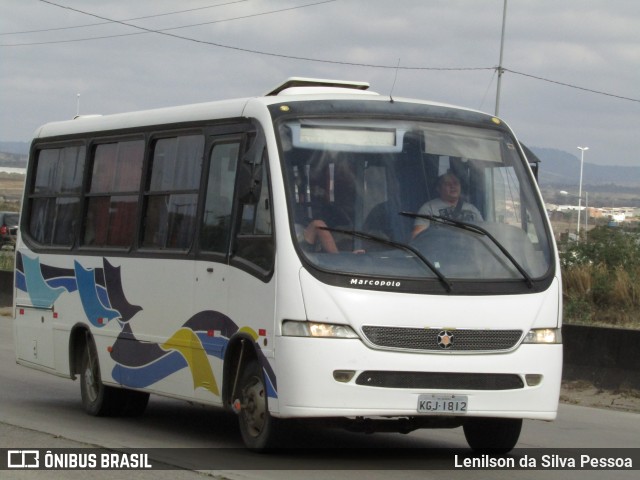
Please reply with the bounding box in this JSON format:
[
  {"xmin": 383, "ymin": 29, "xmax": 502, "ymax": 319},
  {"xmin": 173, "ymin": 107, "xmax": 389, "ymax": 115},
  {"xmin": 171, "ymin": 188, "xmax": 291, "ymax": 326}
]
[{"xmin": 495, "ymin": 0, "xmax": 508, "ymax": 116}]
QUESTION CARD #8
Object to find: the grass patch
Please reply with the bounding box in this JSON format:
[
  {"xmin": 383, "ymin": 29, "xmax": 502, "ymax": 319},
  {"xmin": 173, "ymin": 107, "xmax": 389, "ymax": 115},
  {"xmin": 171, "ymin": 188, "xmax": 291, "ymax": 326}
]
[
  {"xmin": 0, "ymin": 249, "xmax": 14, "ymax": 271},
  {"xmin": 561, "ymin": 226, "xmax": 640, "ymax": 329},
  {"xmin": 563, "ymin": 263, "xmax": 640, "ymax": 329}
]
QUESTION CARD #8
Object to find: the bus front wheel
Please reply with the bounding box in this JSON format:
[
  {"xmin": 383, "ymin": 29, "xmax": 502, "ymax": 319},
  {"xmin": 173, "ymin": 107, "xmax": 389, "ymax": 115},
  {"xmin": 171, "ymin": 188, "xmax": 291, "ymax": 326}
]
[
  {"xmin": 237, "ymin": 359, "xmax": 282, "ymax": 450},
  {"xmin": 463, "ymin": 417, "xmax": 522, "ymax": 453}
]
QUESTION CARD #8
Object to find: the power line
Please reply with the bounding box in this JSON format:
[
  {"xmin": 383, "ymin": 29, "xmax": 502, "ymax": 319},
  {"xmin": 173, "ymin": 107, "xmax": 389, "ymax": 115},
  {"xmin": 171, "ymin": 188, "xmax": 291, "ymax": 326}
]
[
  {"xmin": 504, "ymin": 68, "xmax": 640, "ymax": 103},
  {"xmin": 1, "ymin": 0, "xmax": 341, "ymax": 46},
  {"xmin": 478, "ymin": 69, "xmax": 498, "ymax": 111},
  {"xmin": 0, "ymin": 1, "xmax": 336, "ymax": 44},
  {"xmin": 5, "ymin": 1, "xmax": 638, "ymax": 104},
  {"xmin": 1, "ymin": 1, "xmax": 340, "ymax": 46},
  {"xmin": 5, "ymin": 0, "xmax": 491, "ymax": 72},
  {"xmin": 0, "ymin": 0, "xmax": 249, "ymax": 36},
  {"xmin": 35, "ymin": 0, "xmax": 338, "ymax": 38}
]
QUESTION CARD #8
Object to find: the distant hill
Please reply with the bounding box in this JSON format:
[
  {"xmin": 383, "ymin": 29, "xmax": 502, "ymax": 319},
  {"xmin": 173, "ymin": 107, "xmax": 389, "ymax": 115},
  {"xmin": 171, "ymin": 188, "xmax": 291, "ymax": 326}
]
[
  {"xmin": 0, "ymin": 141, "xmax": 29, "ymax": 156},
  {"xmin": 0, "ymin": 152, "xmax": 27, "ymax": 167},
  {"xmin": 531, "ymin": 147, "xmax": 640, "ymax": 188},
  {"xmin": 0, "ymin": 141, "xmax": 28, "ymax": 168}
]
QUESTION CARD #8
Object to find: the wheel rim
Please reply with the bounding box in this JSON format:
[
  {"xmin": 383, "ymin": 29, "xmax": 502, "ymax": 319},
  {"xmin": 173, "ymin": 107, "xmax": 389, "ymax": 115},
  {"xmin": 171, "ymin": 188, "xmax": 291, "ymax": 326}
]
[
  {"xmin": 84, "ymin": 350, "xmax": 99, "ymax": 403},
  {"xmin": 241, "ymin": 375, "xmax": 266, "ymax": 438}
]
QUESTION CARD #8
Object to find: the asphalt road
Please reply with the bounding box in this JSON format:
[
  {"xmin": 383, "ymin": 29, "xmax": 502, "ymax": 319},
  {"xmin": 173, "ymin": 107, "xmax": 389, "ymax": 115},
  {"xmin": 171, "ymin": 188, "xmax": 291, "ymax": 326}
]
[{"xmin": 0, "ymin": 315, "xmax": 638, "ymax": 479}]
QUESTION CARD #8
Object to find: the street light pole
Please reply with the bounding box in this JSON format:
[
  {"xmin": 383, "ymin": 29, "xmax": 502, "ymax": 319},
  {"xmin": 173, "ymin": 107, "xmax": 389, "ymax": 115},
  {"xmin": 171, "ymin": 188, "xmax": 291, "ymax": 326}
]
[
  {"xmin": 576, "ymin": 146, "xmax": 589, "ymax": 240},
  {"xmin": 585, "ymin": 191, "xmax": 589, "ymax": 242}
]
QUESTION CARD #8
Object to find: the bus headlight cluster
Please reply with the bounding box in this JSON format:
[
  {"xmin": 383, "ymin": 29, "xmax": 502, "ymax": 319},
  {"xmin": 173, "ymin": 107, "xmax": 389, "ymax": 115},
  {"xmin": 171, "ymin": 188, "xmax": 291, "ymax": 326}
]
[
  {"xmin": 523, "ymin": 328, "xmax": 562, "ymax": 344},
  {"xmin": 282, "ymin": 320, "xmax": 359, "ymax": 338}
]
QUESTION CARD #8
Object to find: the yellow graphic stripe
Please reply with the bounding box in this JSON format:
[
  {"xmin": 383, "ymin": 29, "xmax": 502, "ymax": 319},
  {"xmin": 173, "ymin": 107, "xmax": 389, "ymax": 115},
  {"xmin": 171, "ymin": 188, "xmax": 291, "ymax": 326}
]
[
  {"xmin": 162, "ymin": 328, "xmax": 219, "ymax": 396},
  {"xmin": 239, "ymin": 326, "xmax": 259, "ymax": 341}
]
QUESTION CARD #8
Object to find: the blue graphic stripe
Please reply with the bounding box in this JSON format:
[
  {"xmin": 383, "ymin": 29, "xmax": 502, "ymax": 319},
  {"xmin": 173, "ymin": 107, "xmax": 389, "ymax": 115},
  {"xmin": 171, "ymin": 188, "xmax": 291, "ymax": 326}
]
[
  {"xmin": 196, "ymin": 333, "xmax": 228, "ymax": 359},
  {"xmin": 15, "ymin": 271, "xmax": 26, "ymax": 292},
  {"xmin": 74, "ymin": 261, "xmax": 119, "ymax": 326},
  {"xmin": 264, "ymin": 368, "xmax": 278, "ymax": 399},
  {"xmin": 22, "ymin": 255, "xmax": 66, "ymax": 307},
  {"xmin": 47, "ymin": 276, "xmax": 78, "ymax": 292},
  {"xmin": 112, "ymin": 350, "xmax": 187, "ymax": 388}
]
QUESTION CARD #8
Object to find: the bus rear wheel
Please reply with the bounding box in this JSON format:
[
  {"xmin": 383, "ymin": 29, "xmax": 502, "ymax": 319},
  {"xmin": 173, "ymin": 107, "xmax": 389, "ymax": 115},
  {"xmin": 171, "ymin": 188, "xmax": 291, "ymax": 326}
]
[
  {"xmin": 463, "ymin": 417, "xmax": 522, "ymax": 453},
  {"xmin": 80, "ymin": 338, "xmax": 119, "ymax": 416},
  {"xmin": 237, "ymin": 359, "xmax": 281, "ymax": 450},
  {"xmin": 79, "ymin": 337, "xmax": 149, "ymax": 417}
]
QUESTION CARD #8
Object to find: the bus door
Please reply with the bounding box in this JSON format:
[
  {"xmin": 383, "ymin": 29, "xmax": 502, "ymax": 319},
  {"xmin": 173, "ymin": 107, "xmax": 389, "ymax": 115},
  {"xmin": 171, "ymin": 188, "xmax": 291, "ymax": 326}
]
[
  {"xmin": 194, "ymin": 136, "xmax": 244, "ymax": 317},
  {"xmin": 226, "ymin": 133, "xmax": 276, "ymax": 382},
  {"xmin": 183, "ymin": 135, "xmax": 245, "ymax": 403}
]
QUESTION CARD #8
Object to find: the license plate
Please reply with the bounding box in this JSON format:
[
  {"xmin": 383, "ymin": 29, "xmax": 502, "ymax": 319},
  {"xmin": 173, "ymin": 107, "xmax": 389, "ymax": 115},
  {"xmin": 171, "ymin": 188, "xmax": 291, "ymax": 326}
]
[{"xmin": 417, "ymin": 394, "xmax": 468, "ymax": 414}]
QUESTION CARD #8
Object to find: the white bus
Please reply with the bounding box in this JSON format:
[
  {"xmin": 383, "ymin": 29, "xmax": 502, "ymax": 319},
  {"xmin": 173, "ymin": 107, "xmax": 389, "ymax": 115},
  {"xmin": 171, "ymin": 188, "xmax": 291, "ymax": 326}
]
[{"xmin": 13, "ymin": 78, "xmax": 562, "ymax": 452}]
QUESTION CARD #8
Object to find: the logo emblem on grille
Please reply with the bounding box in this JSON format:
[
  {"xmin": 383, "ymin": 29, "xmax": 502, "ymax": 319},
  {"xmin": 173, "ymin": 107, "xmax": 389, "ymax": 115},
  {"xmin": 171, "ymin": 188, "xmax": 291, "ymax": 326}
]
[{"xmin": 437, "ymin": 330, "xmax": 454, "ymax": 349}]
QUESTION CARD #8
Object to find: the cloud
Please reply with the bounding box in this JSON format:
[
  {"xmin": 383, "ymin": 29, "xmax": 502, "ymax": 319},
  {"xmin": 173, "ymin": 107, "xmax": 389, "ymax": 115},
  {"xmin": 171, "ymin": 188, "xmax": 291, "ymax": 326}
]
[{"xmin": 1, "ymin": 0, "xmax": 638, "ymax": 166}]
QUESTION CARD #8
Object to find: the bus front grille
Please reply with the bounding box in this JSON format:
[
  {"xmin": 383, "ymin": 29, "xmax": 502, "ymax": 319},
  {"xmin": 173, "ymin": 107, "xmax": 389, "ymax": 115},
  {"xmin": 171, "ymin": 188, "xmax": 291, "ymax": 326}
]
[
  {"xmin": 361, "ymin": 326, "xmax": 523, "ymax": 352},
  {"xmin": 355, "ymin": 371, "xmax": 525, "ymax": 390}
]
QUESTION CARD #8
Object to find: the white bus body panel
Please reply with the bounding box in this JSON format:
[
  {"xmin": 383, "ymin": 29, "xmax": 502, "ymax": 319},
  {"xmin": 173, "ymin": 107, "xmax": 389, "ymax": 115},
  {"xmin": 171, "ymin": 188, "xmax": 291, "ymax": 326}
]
[
  {"xmin": 271, "ymin": 270, "xmax": 562, "ymax": 420},
  {"xmin": 276, "ymin": 338, "xmax": 561, "ymax": 420},
  {"xmin": 34, "ymin": 99, "xmax": 249, "ymax": 139},
  {"xmin": 14, "ymin": 252, "xmax": 277, "ymax": 406}
]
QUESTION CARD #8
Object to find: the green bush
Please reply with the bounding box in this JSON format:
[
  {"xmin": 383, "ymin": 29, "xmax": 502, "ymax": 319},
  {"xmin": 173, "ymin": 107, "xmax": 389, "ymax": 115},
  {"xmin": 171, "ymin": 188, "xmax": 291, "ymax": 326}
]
[
  {"xmin": 563, "ymin": 296, "xmax": 593, "ymax": 324},
  {"xmin": 561, "ymin": 226, "xmax": 640, "ymax": 269},
  {"xmin": 561, "ymin": 226, "xmax": 640, "ymax": 328},
  {"xmin": 0, "ymin": 250, "xmax": 14, "ymax": 271}
]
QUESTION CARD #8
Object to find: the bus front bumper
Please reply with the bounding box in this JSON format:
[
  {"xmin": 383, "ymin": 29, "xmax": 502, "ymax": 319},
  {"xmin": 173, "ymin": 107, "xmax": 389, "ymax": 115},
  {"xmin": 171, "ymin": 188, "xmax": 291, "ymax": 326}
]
[{"xmin": 271, "ymin": 336, "xmax": 562, "ymax": 421}]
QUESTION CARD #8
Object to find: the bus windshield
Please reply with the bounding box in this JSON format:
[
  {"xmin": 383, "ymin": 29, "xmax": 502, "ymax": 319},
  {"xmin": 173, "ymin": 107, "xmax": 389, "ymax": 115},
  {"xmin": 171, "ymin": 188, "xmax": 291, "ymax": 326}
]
[{"xmin": 278, "ymin": 118, "xmax": 553, "ymax": 286}]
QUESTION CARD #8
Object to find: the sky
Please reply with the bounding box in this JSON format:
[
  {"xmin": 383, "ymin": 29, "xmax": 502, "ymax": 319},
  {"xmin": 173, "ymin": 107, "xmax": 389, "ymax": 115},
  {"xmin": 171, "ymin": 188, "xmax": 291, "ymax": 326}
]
[{"xmin": 1, "ymin": 0, "xmax": 639, "ymax": 167}]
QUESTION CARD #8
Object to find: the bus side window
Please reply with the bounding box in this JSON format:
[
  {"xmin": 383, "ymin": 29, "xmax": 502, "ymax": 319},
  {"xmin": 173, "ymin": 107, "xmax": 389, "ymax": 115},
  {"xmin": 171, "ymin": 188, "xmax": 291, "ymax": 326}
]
[
  {"xmin": 28, "ymin": 145, "xmax": 85, "ymax": 246},
  {"xmin": 142, "ymin": 134, "xmax": 204, "ymax": 250},
  {"xmin": 200, "ymin": 140, "xmax": 240, "ymax": 254},
  {"xmin": 83, "ymin": 140, "xmax": 144, "ymax": 247}
]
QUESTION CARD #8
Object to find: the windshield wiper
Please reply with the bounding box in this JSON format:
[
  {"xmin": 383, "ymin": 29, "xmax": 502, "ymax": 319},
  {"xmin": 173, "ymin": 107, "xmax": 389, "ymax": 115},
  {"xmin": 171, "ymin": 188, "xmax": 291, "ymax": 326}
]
[
  {"xmin": 400, "ymin": 212, "xmax": 534, "ymax": 289},
  {"xmin": 318, "ymin": 226, "xmax": 453, "ymax": 293}
]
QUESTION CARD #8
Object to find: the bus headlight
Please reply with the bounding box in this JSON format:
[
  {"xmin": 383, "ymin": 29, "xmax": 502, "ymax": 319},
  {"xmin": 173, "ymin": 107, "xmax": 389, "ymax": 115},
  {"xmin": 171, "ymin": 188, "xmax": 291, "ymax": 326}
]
[
  {"xmin": 282, "ymin": 320, "xmax": 359, "ymax": 338},
  {"xmin": 523, "ymin": 328, "xmax": 562, "ymax": 344}
]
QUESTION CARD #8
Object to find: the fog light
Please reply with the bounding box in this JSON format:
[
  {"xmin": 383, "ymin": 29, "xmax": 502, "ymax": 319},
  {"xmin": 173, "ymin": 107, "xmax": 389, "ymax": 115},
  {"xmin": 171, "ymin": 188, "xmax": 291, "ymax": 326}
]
[
  {"xmin": 525, "ymin": 374, "xmax": 543, "ymax": 386},
  {"xmin": 333, "ymin": 370, "xmax": 356, "ymax": 383}
]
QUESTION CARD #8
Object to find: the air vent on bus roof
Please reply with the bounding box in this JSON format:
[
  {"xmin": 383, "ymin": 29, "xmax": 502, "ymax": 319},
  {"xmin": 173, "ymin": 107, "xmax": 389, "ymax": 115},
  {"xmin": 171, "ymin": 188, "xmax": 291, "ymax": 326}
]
[{"xmin": 266, "ymin": 77, "xmax": 371, "ymax": 96}]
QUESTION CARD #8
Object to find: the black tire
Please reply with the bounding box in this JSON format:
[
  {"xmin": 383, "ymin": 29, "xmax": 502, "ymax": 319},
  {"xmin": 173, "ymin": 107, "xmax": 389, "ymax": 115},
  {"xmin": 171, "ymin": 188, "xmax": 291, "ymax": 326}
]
[
  {"xmin": 80, "ymin": 338, "xmax": 150, "ymax": 417},
  {"xmin": 79, "ymin": 338, "xmax": 123, "ymax": 417},
  {"xmin": 463, "ymin": 417, "xmax": 522, "ymax": 453},
  {"xmin": 237, "ymin": 359, "xmax": 282, "ymax": 450}
]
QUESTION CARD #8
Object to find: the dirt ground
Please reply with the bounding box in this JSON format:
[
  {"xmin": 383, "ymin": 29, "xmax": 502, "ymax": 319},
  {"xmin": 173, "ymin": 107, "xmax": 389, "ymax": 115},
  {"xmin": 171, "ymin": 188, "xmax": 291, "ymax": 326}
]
[
  {"xmin": 560, "ymin": 379, "xmax": 640, "ymax": 413},
  {"xmin": 0, "ymin": 172, "xmax": 25, "ymax": 203}
]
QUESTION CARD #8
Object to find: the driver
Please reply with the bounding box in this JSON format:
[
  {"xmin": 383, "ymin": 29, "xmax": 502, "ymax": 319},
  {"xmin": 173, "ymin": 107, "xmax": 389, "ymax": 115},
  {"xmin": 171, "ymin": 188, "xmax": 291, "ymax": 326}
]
[
  {"xmin": 298, "ymin": 218, "xmax": 339, "ymax": 253},
  {"xmin": 411, "ymin": 172, "xmax": 483, "ymax": 239}
]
